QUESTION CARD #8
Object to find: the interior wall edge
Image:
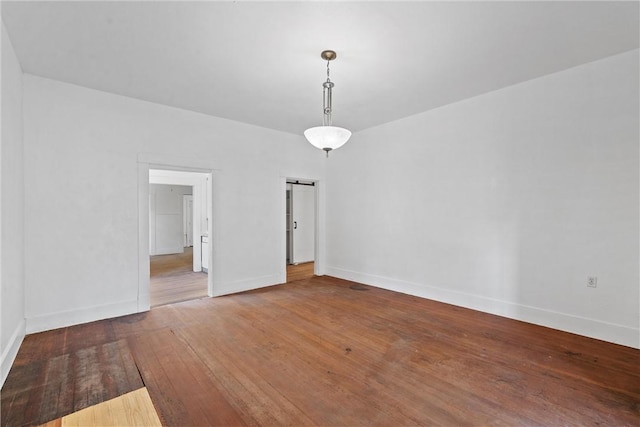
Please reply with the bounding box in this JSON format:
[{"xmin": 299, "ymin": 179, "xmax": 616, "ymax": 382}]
[
  {"xmin": 325, "ymin": 266, "xmax": 640, "ymax": 349},
  {"xmin": 0, "ymin": 318, "xmax": 25, "ymax": 388},
  {"xmin": 25, "ymin": 299, "xmax": 139, "ymax": 335}
]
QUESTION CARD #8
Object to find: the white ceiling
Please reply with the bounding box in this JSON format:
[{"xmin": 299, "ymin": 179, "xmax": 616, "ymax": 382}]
[{"xmin": 2, "ymin": 1, "xmax": 638, "ymax": 135}]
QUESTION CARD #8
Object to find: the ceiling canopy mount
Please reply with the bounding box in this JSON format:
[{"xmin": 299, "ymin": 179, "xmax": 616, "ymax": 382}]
[{"xmin": 320, "ymin": 50, "xmax": 337, "ymax": 61}]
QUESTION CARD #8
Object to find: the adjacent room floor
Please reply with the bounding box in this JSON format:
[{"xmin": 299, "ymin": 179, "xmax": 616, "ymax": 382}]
[
  {"xmin": 150, "ymin": 247, "xmax": 208, "ymax": 307},
  {"xmin": 2, "ymin": 273, "xmax": 638, "ymax": 426},
  {"xmin": 150, "ymin": 251, "xmax": 315, "ymax": 308}
]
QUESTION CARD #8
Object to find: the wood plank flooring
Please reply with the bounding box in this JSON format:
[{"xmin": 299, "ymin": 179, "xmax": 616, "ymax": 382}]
[
  {"xmin": 149, "ymin": 251, "xmax": 313, "ymax": 308},
  {"xmin": 286, "ymin": 261, "xmax": 314, "ymax": 282},
  {"xmin": 150, "ymin": 247, "xmax": 208, "ymax": 307},
  {"xmin": 2, "ymin": 275, "xmax": 639, "ymax": 426},
  {"xmin": 0, "ymin": 331, "xmax": 143, "ymax": 426},
  {"xmin": 39, "ymin": 388, "xmax": 161, "ymax": 427}
]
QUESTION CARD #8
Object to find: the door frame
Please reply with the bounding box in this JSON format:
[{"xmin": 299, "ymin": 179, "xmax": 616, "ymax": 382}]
[
  {"xmin": 280, "ymin": 176, "xmax": 325, "ymax": 281},
  {"xmin": 137, "ymin": 154, "xmax": 216, "ymax": 312}
]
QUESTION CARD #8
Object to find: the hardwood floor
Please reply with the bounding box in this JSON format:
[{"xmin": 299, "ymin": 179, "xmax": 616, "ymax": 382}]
[
  {"xmin": 1, "ymin": 331, "xmax": 143, "ymax": 426},
  {"xmin": 150, "ymin": 247, "xmax": 208, "ymax": 307},
  {"xmin": 150, "ymin": 254, "xmax": 312, "ymax": 308},
  {"xmin": 286, "ymin": 261, "xmax": 314, "ymax": 282},
  {"xmin": 2, "ymin": 275, "xmax": 639, "ymax": 426},
  {"xmin": 39, "ymin": 388, "xmax": 161, "ymax": 427}
]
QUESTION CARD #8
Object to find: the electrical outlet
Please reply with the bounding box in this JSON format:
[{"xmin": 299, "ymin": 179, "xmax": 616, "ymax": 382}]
[{"xmin": 587, "ymin": 276, "xmax": 598, "ymax": 288}]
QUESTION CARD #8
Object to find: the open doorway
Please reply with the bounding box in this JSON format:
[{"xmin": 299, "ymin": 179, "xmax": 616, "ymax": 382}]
[
  {"xmin": 149, "ymin": 169, "xmax": 211, "ymax": 307},
  {"xmin": 286, "ymin": 180, "xmax": 316, "ymax": 282}
]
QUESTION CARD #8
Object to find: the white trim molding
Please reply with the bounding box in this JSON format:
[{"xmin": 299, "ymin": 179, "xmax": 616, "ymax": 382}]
[
  {"xmin": 212, "ymin": 274, "xmax": 282, "ymax": 297},
  {"xmin": 326, "ymin": 266, "xmax": 640, "ymax": 349},
  {"xmin": 26, "ymin": 300, "xmax": 139, "ymax": 335},
  {"xmin": 138, "ymin": 156, "xmax": 216, "ymax": 307},
  {"xmin": 1, "ymin": 318, "xmax": 26, "ymax": 387}
]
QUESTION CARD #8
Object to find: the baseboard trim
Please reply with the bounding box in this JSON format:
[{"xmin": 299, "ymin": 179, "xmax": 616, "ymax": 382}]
[
  {"xmin": 153, "ymin": 247, "xmax": 184, "ymax": 256},
  {"xmin": 212, "ymin": 274, "xmax": 281, "ymax": 297},
  {"xmin": 1, "ymin": 318, "xmax": 26, "ymax": 387},
  {"xmin": 326, "ymin": 266, "xmax": 639, "ymax": 349},
  {"xmin": 26, "ymin": 300, "xmax": 140, "ymax": 334}
]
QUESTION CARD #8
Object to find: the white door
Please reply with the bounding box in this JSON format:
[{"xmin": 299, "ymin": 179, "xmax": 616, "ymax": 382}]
[
  {"xmin": 292, "ymin": 184, "xmax": 315, "ymax": 264},
  {"xmin": 183, "ymin": 195, "xmax": 193, "ymax": 247}
]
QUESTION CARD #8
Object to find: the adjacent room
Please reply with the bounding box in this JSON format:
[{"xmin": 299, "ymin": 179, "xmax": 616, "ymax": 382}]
[
  {"xmin": 148, "ymin": 169, "xmax": 212, "ymax": 307},
  {"xmin": 1, "ymin": 1, "xmax": 638, "ymax": 426}
]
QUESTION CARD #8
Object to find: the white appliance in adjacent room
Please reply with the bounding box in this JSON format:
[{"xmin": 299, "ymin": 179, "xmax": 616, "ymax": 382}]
[{"xmin": 201, "ymin": 234, "xmax": 209, "ymax": 273}]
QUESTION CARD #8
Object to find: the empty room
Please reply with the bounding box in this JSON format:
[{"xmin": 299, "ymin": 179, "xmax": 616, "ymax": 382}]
[{"xmin": 1, "ymin": 1, "xmax": 638, "ymax": 426}]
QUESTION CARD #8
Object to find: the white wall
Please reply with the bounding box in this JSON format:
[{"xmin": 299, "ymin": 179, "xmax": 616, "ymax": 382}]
[
  {"xmin": 326, "ymin": 50, "xmax": 639, "ymax": 348},
  {"xmin": 149, "ymin": 184, "xmax": 192, "ymax": 255},
  {"xmin": 1, "ymin": 20, "xmax": 26, "ymax": 385},
  {"xmin": 23, "ymin": 75, "xmax": 326, "ymax": 333}
]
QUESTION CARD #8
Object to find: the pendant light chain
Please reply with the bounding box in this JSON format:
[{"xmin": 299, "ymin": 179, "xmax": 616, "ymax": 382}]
[{"xmin": 322, "ymin": 59, "xmax": 334, "ymax": 126}]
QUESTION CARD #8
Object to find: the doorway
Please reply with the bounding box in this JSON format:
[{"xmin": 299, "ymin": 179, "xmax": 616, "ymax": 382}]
[
  {"xmin": 286, "ymin": 180, "xmax": 316, "ymax": 282},
  {"xmin": 148, "ymin": 169, "xmax": 211, "ymax": 307}
]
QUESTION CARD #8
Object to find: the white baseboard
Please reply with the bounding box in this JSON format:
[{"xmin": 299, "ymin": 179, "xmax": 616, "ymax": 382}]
[
  {"xmin": 153, "ymin": 246, "xmax": 184, "ymax": 256},
  {"xmin": 24, "ymin": 273, "xmax": 282, "ymax": 334},
  {"xmin": 212, "ymin": 274, "xmax": 281, "ymax": 297},
  {"xmin": 326, "ymin": 266, "xmax": 639, "ymax": 349},
  {"xmin": 26, "ymin": 300, "xmax": 140, "ymax": 334},
  {"xmin": 1, "ymin": 318, "xmax": 26, "ymax": 387}
]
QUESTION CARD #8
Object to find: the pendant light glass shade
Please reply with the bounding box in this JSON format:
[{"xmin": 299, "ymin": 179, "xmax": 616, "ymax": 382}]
[{"xmin": 304, "ymin": 126, "xmax": 352, "ymax": 151}]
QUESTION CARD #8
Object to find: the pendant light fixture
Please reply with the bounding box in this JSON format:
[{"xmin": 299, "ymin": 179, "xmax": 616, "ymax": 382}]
[{"xmin": 304, "ymin": 50, "xmax": 351, "ymax": 157}]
